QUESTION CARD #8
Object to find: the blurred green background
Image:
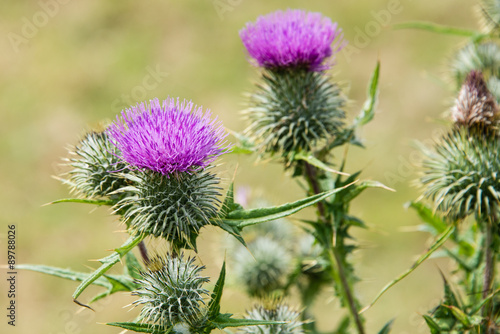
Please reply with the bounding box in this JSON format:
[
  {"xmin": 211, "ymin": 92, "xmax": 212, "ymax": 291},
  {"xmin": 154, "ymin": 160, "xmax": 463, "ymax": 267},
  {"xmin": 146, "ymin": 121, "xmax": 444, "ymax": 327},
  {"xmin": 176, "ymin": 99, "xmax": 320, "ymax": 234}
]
[{"xmin": 0, "ymin": 0, "xmax": 481, "ymax": 333}]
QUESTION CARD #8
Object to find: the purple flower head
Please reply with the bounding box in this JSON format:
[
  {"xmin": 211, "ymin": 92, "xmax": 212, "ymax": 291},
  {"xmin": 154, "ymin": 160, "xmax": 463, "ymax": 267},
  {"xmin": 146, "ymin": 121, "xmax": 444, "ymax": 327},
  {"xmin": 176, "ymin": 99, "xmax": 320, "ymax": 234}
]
[
  {"xmin": 108, "ymin": 98, "xmax": 229, "ymax": 175},
  {"xmin": 239, "ymin": 9, "xmax": 345, "ymax": 71}
]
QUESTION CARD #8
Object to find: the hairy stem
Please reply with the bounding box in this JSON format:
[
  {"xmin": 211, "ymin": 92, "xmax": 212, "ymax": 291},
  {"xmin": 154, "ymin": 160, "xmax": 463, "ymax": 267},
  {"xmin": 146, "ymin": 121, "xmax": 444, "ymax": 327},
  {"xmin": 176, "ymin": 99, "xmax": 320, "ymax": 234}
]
[{"xmin": 303, "ymin": 161, "xmax": 365, "ymax": 334}]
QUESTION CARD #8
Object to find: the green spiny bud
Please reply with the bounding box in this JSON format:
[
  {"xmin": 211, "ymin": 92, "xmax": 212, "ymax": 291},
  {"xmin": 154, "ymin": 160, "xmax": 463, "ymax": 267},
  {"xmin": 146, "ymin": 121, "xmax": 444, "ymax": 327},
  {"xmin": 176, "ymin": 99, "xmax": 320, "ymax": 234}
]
[
  {"xmin": 421, "ymin": 128, "xmax": 500, "ymax": 220},
  {"xmin": 132, "ymin": 253, "xmax": 209, "ymax": 331},
  {"xmin": 245, "ymin": 68, "xmax": 345, "ymax": 162},
  {"xmin": 239, "ymin": 302, "xmax": 304, "ymax": 334},
  {"xmin": 116, "ymin": 168, "xmax": 222, "ymax": 250},
  {"xmin": 65, "ymin": 130, "xmax": 129, "ymax": 199},
  {"xmin": 234, "ymin": 236, "xmax": 292, "ymax": 297}
]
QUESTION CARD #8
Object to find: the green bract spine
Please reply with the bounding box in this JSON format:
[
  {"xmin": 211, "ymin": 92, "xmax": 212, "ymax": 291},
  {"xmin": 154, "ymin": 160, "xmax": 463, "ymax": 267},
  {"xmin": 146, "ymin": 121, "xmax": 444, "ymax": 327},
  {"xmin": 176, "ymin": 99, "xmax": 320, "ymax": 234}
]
[
  {"xmin": 245, "ymin": 68, "xmax": 345, "ymax": 161},
  {"xmin": 67, "ymin": 130, "xmax": 129, "ymax": 199},
  {"xmin": 117, "ymin": 168, "xmax": 222, "ymax": 249}
]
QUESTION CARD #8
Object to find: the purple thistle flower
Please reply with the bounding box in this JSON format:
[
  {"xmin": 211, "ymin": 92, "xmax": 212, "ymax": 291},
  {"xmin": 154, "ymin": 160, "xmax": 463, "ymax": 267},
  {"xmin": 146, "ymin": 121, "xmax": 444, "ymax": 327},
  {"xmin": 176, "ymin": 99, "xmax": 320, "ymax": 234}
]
[
  {"xmin": 239, "ymin": 9, "xmax": 345, "ymax": 71},
  {"xmin": 108, "ymin": 98, "xmax": 229, "ymax": 175}
]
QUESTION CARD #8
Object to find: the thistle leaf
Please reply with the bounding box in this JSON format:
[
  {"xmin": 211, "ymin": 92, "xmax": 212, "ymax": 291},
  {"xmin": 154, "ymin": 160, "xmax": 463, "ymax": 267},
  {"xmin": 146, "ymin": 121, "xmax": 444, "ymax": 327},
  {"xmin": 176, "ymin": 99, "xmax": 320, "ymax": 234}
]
[
  {"xmin": 219, "ymin": 182, "xmax": 356, "ymax": 230},
  {"xmin": 16, "ymin": 264, "xmax": 111, "ymax": 288},
  {"xmin": 423, "ymin": 315, "xmax": 443, "ymax": 334},
  {"xmin": 294, "ymin": 151, "xmax": 349, "ymax": 175},
  {"xmin": 46, "ymin": 198, "xmax": 114, "ymax": 206},
  {"xmin": 445, "ymin": 305, "xmax": 471, "ymax": 327},
  {"xmin": 210, "ymin": 313, "xmax": 285, "ymax": 329},
  {"xmin": 361, "ymin": 225, "xmax": 455, "ymax": 313},
  {"xmin": 207, "ymin": 261, "xmax": 226, "ymax": 320},
  {"xmin": 377, "ymin": 319, "xmax": 395, "ymax": 334},
  {"xmin": 407, "ymin": 201, "xmax": 448, "ymax": 234},
  {"xmin": 72, "ymin": 233, "xmax": 145, "ymax": 306},
  {"xmin": 124, "ymin": 251, "xmax": 143, "ymax": 281},
  {"xmin": 354, "ymin": 60, "xmax": 380, "ymax": 128},
  {"xmin": 393, "ymin": 22, "xmax": 488, "ymax": 41},
  {"xmin": 106, "ymin": 322, "xmax": 167, "ymax": 333}
]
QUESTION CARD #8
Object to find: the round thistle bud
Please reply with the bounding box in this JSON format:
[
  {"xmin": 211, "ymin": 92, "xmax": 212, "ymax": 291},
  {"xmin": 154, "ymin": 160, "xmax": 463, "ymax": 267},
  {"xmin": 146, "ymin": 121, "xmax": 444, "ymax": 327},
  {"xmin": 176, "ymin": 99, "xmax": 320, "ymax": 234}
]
[
  {"xmin": 108, "ymin": 97, "xmax": 229, "ymax": 248},
  {"xmin": 452, "ymin": 70, "xmax": 499, "ymax": 129},
  {"xmin": 116, "ymin": 168, "xmax": 221, "ymax": 249},
  {"xmin": 239, "ymin": 303, "xmax": 304, "ymax": 334},
  {"xmin": 452, "ymin": 42, "xmax": 500, "ymax": 91},
  {"xmin": 66, "ymin": 130, "xmax": 129, "ymax": 199},
  {"xmin": 133, "ymin": 253, "xmax": 209, "ymax": 330},
  {"xmin": 234, "ymin": 237, "xmax": 292, "ymax": 297},
  {"xmin": 240, "ymin": 9, "xmax": 344, "ymax": 71},
  {"xmin": 421, "ymin": 128, "xmax": 500, "ymax": 220},
  {"xmin": 244, "ymin": 68, "xmax": 345, "ymax": 159}
]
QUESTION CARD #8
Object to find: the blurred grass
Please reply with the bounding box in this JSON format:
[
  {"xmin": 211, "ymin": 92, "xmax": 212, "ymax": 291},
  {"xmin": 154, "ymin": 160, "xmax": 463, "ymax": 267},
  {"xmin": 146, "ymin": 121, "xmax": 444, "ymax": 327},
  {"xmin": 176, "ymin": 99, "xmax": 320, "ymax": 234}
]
[{"xmin": 0, "ymin": 0, "xmax": 480, "ymax": 333}]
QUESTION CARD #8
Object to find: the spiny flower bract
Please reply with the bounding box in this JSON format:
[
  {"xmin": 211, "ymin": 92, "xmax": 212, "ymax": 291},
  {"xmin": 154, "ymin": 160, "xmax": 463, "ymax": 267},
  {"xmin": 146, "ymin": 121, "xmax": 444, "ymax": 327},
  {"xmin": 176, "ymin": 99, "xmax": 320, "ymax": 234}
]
[
  {"xmin": 116, "ymin": 167, "xmax": 221, "ymax": 250},
  {"xmin": 239, "ymin": 303, "xmax": 304, "ymax": 334},
  {"xmin": 245, "ymin": 68, "xmax": 345, "ymax": 160},
  {"xmin": 108, "ymin": 98, "xmax": 228, "ymax": 175},
  {"xmin": 240, "ymin": 9, "xmax": 344, "ymax": 71},
  {"xmin": 452, "ymin": 70, "xmax": 499, "ymax": 128},
  {"xmin": 66, "ymin": 130, "xmax": 129, "ymax": 199},
  {"xmin": 421, "ymin": 128, "xmax": 500, "ymax": 221},
  {"xmin": 132, "ymin": 253, "xmax": 210, "ymax": 330}
]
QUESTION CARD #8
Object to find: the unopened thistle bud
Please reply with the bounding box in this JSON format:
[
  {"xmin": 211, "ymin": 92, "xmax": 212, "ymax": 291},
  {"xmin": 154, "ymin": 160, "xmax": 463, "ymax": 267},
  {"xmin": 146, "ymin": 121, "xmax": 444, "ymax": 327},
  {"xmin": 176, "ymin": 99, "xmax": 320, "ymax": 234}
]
[
  {"xmin": 132, "ymin": 253, "xmax": 209, "ymax": 331},
  {"xmin": 234, "ymin": 237, "xmax": 292, "ymax": 297},
  {"xmin": 452, "ymin": 70, "xmax": 499, "ymax": 129},
  {"xmin": 65, "ymin": 130, "xmax": 129, "ymax": 199},
  {"xmin": 240, "ymin": 10, "xmax": 346, "ymax": 160},
  {"xmin": 421, "ymin": 128, "xmax": 500, "ymax": 220},
  {"xmin": 108, "ymin": 98, "xmax": 230, "ymax": 249},
  {"xmin": 239, "ymin": 302, "xmax": 304, "ymax": 334}
]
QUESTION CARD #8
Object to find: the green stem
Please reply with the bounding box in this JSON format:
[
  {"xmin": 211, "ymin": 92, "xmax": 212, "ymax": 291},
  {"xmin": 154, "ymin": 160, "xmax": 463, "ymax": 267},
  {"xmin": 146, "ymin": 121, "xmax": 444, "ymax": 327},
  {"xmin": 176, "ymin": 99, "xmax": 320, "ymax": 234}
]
[
  {"xmin": 137, "ymin": 240, "xmax": 150, "ymax": 264},
  {"xmin": 327, "ymin": 248, "xmax": 365, "ymax": 334},
  {"xmin": 482, "ymin": 215, "xmax": 496, "ymax": 331},
  {"xmin": 303, "ymin": 161, "xmax": 365, "ymax": 334}
]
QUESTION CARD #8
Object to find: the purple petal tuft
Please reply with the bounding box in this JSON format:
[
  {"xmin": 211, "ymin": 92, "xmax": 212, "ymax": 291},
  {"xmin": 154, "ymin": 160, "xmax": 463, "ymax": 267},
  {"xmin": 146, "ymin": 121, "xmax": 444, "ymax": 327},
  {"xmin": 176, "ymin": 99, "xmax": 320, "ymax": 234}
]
[
  {"xmin": 108, "ymin": 98, "xmax": 229, "ymax": 175},
  {"xmin": 239, "ymin": 9, "xmax": 345, "ymax": 71}
]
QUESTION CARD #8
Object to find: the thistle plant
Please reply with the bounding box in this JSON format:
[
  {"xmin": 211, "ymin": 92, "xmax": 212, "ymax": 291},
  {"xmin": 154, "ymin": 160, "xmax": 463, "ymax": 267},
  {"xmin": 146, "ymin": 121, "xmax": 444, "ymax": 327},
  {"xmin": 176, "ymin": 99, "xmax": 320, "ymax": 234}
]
[
  {"xmin": 234, "ymin": 8, "xmax": 390, "ymax": 334},
  {"xmin": 392, "ymin": 3, "xmax": 500, "ymax": 332},
  {"xmin": 417, "ymin": 70, "xmax": 500, "ymax": 333},
  {"xmin": 19, "ymin": 5, "xmax": 411, "ymax": 334}
]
